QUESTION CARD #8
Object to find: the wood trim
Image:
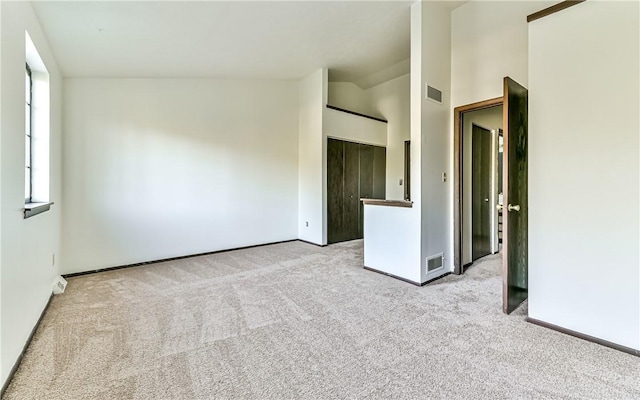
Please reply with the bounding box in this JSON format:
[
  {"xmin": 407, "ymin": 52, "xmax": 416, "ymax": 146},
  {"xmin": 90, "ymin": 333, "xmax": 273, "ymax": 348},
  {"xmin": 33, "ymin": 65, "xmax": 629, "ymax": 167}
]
[
  {"xmin": 453, "ymin": 97, "xmax": 503, "ymax": 275},
  {"xmin": 527, "ymin": 1, "xmax": 585, "ymax": 23},
  {"xmin": 527, "ymin": 318, "xmax": 640, "ymax": 357},
  {"xmin": 404, "ymin": 140, "xmax": 411, "ymax": 201},
  {"xmin": 363, "ymin": 266, "xmax": 451, "ymax": 286},
  {"xmin": 297, "ymin": 239, "xmax": 327, "ymax": 248},
  {"xmin": 63, "ymin": 239, "xmax": 301, "ymax": 278},
  {"xmin": 422, "ymin": 271, "xmax": 452, "ymax": 285},
  {"xmin": 361, "ymin": 199, "xmax": 413, "ymax": 208},
  {"xmin": 455, "ymin": 97, "xmax": 503, "ymax": 115},
  {"xmin": 326, "ymin": 104, "xmax": 388, "ymax": 123},
  {"xmin": 1, "ymin": 293, "xmax": 53, "ymax": 397},
  {"xmin": 364, "ymin": 266, "xmax": 422, "ymax": 286}
]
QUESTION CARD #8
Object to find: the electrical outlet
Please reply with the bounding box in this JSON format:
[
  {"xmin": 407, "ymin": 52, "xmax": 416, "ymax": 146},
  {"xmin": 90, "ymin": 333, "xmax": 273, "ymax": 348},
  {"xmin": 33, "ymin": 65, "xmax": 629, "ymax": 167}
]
[
  {"xmin": 442, "ymin": 172, "xmax": 447, "ymax": 182},
  {"xmin": 305, "ymin": 221, "xmax": 309, "ymax": 227}
]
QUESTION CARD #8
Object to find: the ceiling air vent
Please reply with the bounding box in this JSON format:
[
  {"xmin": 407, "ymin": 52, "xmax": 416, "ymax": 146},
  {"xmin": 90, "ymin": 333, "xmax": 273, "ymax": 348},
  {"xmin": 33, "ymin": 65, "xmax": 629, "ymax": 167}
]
[{"xmin": 426, "ymin": 85, "xmax": 442, "ymax": 104}]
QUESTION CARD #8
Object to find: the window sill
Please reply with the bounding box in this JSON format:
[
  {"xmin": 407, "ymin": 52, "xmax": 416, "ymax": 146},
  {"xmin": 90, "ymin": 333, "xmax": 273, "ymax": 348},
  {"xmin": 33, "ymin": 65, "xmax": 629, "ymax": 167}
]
[{"xmin": 24, "ymin": 202, "xmax": 53, "ymax": 219}]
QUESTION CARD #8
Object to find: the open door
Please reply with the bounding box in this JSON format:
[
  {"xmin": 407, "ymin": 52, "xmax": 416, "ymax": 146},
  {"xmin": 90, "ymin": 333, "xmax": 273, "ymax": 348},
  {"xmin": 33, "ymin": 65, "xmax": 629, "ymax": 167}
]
[{"xmin": 502, "ymin": 77, "xmax": 528, "ymax": 314}]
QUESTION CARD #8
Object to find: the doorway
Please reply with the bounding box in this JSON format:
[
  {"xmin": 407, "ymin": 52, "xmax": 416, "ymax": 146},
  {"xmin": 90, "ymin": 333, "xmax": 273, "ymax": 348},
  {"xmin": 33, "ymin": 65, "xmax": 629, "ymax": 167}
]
[
  {"xmin": 453, "ymin": 77, "xmax": 529, "ymax": 314},
  {"xmin": 457, "ymin": 103, "xmax": 503, "ymax": 268}
]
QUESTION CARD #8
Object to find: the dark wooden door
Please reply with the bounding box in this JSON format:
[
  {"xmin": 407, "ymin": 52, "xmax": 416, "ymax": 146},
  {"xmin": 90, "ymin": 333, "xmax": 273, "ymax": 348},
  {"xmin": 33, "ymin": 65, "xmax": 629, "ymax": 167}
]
[
  {"xmin": 472, "ymin": 124, "xmax": 492, "ymax": 261},
  {"xmin": 502, "ymin": 77, "xmax": 528, "ymax": 314},
  {"xmin": 358, "ymin": 144, "xmax": 373, "ymax": 238},
  {"xmin": 344, "ymin": 141, "xmax": 361, "ymax": 241},
  {"xmin": 359, "ymin": 144, "xmax": 374, "ymax": 199},
  {"xmin": 327, "ymin": 139, "xmax": 386, "ymax": 244},
  {"xmin": 372, "ymin": 146, "xmax": 386, "ymax": 200},
  {"xmin": 327, "ymin": 139, "xmax": 345, "ymax": 243}
]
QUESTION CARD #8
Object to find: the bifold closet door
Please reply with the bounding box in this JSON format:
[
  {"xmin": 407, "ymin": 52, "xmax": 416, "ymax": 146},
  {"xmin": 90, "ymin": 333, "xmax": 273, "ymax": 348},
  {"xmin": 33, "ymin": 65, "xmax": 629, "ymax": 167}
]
[
  {"xmin": 358, "ymin": 145, "xmax": 373, "ymax": 238},
  {"xmin": 372, "ymin": 146, "xmax": 386, "ymax": 199},
  {"xmin": 327, "ymin": 139, "xmax": 345, "ymax": 243},
  {"xmin": 344, "ymin": 141, "xmax": 361, "ymax": 240},
  {"xmin": 327, "ymin": 138, "xmax": 386, "ymax": 244}
]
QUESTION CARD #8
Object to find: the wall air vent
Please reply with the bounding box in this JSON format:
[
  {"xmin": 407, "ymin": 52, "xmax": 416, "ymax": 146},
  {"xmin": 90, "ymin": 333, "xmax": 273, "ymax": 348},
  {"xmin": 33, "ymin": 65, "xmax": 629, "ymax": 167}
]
[
  {"xmin": 427, "ymin": 253, "xmax": 444, "ymax": 273},
  {"xmin": 426, "ymin": 85, "xmax": 443, "ymax": 104},
  {"xmin": 53, "ymin": 275, "xmax": 67, "ymax": 294}
]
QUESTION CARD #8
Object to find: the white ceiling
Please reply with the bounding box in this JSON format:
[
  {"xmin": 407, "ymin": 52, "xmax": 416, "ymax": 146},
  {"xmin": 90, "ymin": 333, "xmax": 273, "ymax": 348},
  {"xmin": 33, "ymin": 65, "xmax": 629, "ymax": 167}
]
[{"xmin": 31, "ymin": 1, "xmax": 427, "ymax": 85}]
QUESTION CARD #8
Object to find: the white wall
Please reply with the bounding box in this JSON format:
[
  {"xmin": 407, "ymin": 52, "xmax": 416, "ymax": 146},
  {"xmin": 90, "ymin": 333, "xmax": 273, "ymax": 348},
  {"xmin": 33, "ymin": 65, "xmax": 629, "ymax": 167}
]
[
  {"xmin": 369, "ymin": 74, "xmax": 410, "ymax": 200},
  {"xmin": 298, "ymin": 69, "xmax": 326, "ymax": 244},
  {"xmin": 0, "ymin": 0, "xmax": 3, "ymax": 383},
  {"xmin": 528, "ymin": 1, "xmax": 639, "ymax": 350},
  {"xmin": 363, "ymin": 204, "xmax": 421, "ymax": 283},
  {"xmin": 462, "ymin": 106, "xmax": 502, "ymax": 265},
  {"xmin": 63, "ymin": 78, "xmax": 299, "ymax": 274},
  {"xmin": 0, "ymin": 1, "xmax": 63, "ymax": 387},
  {"xmin": 327, "ymin": 82, "xmax": 374, "ymax": 117},
  {"xmin": 451, "ymin": 1, "xmax": 555, "ymax": 108},
  {"xmin": 363, "ymin": 1, "xmax": 451, "ymax": 285},
  {"xmin": 302, "ymin": 69, "xmax": 405, "ymax": 245},
  {"xmin": 363, "ymin": 0, "xmax": 426, "ymax": 284},
  {"xmin": 353, "ymin": 50, "xmax": 412, "ymax": 283},
  {"xmin": 419, "ymin": 1, "xmax": 452, "ymax": 282},
  {"xmin": 451, "ymin": 0, "xmax": 555, "ymax": 273},
  {"xmin": 328, "ymin": 75, "xmax": 411, "ymax": 201},
  {"xmin": 324, "ymin": 108, "xmax": 387, "ymax": 147}
]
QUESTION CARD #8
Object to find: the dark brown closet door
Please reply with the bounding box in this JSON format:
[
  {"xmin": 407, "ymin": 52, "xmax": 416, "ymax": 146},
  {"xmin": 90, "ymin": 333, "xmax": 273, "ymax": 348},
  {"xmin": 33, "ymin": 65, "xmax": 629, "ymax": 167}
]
[
  {"xmin": 372, "ymin": 146, "xmax": 386, "ymax": 200},
  {"xmin": 358, "ymin": 144, "xmax": 373, "ymax": 238},
  {"xmin": 472, "ymin": 124, "xmax": 492, "ymax": 261},
  {"xmin": 327, "ymin": 138, "xmax": 345, "ymax": 243},
  {"xmin": 327, "ymin": 139, "xmax": 386, "ymax": 244},
  {"xmin": 344, "ymin": 141, "xmax": 361, "ymax": 241}
]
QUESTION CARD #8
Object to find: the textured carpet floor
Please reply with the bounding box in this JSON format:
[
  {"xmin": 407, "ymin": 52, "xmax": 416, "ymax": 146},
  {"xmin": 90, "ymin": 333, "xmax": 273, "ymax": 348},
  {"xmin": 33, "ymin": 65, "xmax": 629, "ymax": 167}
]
[{"xmin": 3, "ymin": 240, "xmax": 640, "ymax": 399}]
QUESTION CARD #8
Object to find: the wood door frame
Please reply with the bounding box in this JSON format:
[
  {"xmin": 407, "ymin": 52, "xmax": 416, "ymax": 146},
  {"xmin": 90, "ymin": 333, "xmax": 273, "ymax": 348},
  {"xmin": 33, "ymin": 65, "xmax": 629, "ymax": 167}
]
[{"xmin": 453, "ymin": 96, "xmax": 503, "ymax": 275}]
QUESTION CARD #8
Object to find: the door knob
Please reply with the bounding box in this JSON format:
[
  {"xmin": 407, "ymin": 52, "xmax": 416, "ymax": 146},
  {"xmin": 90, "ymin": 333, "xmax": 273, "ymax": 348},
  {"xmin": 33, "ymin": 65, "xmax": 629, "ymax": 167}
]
[
  {"xmin": 484, "ymin": 198, "xmax": 489, "ymax": 202},
  {"xmin": 496, "ymin": 204, "xmax": 503, "ymax": 211},
  {"xmin": 507, "ymin": 204, "xmax": 520, "ymax": 212}
]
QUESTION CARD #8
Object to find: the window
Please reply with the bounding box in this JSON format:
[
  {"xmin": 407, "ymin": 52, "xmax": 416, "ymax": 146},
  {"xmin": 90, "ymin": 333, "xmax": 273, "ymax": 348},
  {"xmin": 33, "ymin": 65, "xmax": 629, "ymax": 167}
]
[
  {"xmin": 25, "ymin": 64, "xmax": 33, "ymax": 203},
  {"xmin": 23, "ymin": 31, "xmax": 52, "ymax": 218}
]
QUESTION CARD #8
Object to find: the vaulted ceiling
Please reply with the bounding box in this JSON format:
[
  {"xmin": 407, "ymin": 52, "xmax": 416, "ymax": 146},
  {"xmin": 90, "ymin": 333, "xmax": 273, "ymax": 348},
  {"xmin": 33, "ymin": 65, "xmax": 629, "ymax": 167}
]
[{"xmin": 32, "ymin": 1, "xmax": 466, "ymax": 87}]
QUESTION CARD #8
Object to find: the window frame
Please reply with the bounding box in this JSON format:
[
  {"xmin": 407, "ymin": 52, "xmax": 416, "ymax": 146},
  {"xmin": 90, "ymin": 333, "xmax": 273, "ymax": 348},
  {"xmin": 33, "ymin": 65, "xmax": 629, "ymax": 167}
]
[
  {"xmin": 23, "ymin": 32, "xmax": 53, "ymax": 219},
  {"xmin": 25, "ymin": 63, "xmax": 33, "ymax": 204}
]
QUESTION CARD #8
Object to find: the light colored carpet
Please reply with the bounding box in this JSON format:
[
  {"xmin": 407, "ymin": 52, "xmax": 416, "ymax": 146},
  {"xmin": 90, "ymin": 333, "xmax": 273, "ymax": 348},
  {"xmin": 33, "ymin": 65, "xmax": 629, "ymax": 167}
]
[{"xmin": 3, "ymin": 240, "xmax": 640, "ymax": 399}]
